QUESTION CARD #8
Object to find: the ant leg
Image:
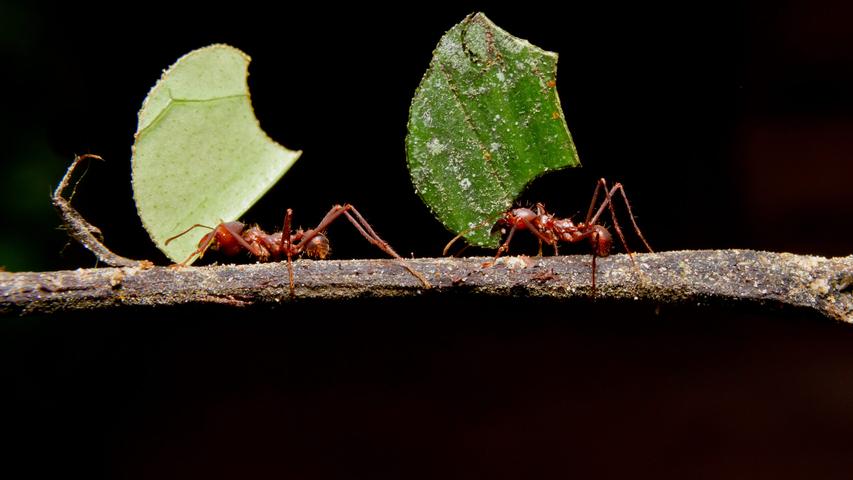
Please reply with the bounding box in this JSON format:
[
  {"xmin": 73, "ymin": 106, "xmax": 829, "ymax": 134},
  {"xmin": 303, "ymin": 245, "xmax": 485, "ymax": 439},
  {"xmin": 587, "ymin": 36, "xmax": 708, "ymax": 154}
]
[
  {"xmin": 442, "ymin": 217, "xmax": 495, "ymax": 256},
  {"xmin": 178, "ymin": 237, "xmax": 214, "ymax": 266},
  {"xmin": 443, "ymin": 231, "xmax": 468, "ymax": 257},
  {"xmin": 493, "ymin": 224, "xmax": 519, "ymax": 260},
  {"xmin": 219, "ymin": 221, "xmax": 269, "ymax": 258},
  {"xmin": 588, "ymin": 231, "xmax": 601, "ymax": 294},
  {"xmin": 341, "ymin": 206, "xmax": 432, "ymax": 288},
  {"xmin": 587, "ymin": 179, "xmax": 653, "ymax": 255},
  {"xmin": 520, "ymin": 217, "xmax": 556, "ymax": 246},
  {"xmin": 295, "ymin": 205, "xmax": 431, "ymax": 289},
  {"xmin": 572, "ymin": 227, "xmax": 607, "ymax": 294},
  {"xmin": 534, "ymin": 205, "xmax": 546, "ymax": 256},
  {"xmin": 278, "ymin": 209, "xmax": 293, "ymax": 253},
  {"xmin": 343, "ymin": 206, "xmax": 403, "ymax": 257},
  {"xmin": 588, "ymin": 179, "xmax": 633, "ymax": 260},
  {"xmin": 281, "ymin": 209, "xmax": 295, "ymax": 298},
  {"xmin": 586, "ymin": 179, "xmax": 654, "ymax": 291},
  {"xmin": 489, "ymin": 216, "xmax": 552, "ymax": 264},
  {"xmin": 449, "ymin": 243, "xmax": 472, "ymax": 258},
  {"xmin": 291, "ymin": 204, "xmax": 349, "ymax": 251},
  {"xmin": 532, "ymin": 204, "xmax": 546, "ymax": 256},
  {"xmin": 294, "ymin": 205, "xmax": 397, "ymax": 257},
  {"xmin": 608, "ymin": 182, "xmax": 653, "ymax": 253},
  {"xmin": 584, "ymin": 179, "xmax": 604, "ymax": 225},
  {"xmin": 592, "ymin": 253, "xmax": 598, "ymax": 294},
  {"xmin": 166, "ymin": 224, "xmax": 215, "ymax": 265}
]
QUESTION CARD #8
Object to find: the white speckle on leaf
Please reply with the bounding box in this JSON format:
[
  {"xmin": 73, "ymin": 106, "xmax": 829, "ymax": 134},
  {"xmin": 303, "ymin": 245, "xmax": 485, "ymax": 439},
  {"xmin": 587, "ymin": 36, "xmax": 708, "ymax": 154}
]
[
  {"xmin": 437, "ymin": 37, "xmax": 469, "ymax": 74},
  {"xmin": 427, "ymin": 138, "xmax": 446, "ymax": 155},
  {"xmin": 459, "ymin": 178, "xmax": 471, "ymax": 190},
  {"xmin": 496, "ymin": 70, "xmax": 505, "ymax": 82},
  {"xmin": 464, "ymin": 85, "xmax": 489, "ymax": 97},
  {"xmin": 422, "ymin": 110, "xmax": 432, "ymax": 127},
  {"xmin": 490, "ymin": 142, "xmax": 501, "ymax": 152},
  {"xmin": 504, "ymin": 38, "xmax": 525, "ymax": 54}
]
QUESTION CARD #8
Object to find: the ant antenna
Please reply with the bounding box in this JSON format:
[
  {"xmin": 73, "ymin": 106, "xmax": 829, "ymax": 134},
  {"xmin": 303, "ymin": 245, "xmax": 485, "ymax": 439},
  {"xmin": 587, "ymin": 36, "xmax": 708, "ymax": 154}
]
[
  {"xmin": 442, "ymin": 216, "xmax": 501, "ymax": 256},
  {"xmin": 166, "ymin": 223, "xmax": 216, "ymax": 266},
  {"xmin": 165, "ymin": 224, "xmax": 214, "ymax": 245}
]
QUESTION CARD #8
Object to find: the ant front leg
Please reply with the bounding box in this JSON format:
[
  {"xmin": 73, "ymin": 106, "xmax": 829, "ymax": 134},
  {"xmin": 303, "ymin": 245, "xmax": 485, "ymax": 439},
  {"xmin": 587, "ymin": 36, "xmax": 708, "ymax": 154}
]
[
  {"xmin": 170, "ymin": 224, "xmax": 215, "ymax": 265},
  {"xmin": 490, "ymin": 214, "xmax": 553, "ymax": 266},
  {"xmin": 534, "ymin": 203, "xmax": 545, "ymax": 257},
  {"xmin": 491, "ymin": 223, "xmax": 520, "ymax": 265}
]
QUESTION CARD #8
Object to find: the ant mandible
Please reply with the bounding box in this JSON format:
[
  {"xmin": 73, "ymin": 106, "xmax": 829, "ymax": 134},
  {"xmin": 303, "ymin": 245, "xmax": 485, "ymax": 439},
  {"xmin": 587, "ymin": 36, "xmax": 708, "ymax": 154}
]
[
  {"xmin": 166, "ymin": 204, "xmax": 431, "ymax": 296},
  {"xmin": 444, "ymin": 178, "xmax": 653, "ymax": 291}
]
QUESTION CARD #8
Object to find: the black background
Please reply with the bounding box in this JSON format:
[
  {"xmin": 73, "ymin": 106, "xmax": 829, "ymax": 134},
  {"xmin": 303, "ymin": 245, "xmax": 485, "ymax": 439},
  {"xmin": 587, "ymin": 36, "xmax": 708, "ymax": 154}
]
[
  {"xmin": 4, "ymin": 1, "xmax": 853, "ymax": 269},
  {"xmin": 3, "ymin": 1, "xmax": 853, "ymax": 478}
]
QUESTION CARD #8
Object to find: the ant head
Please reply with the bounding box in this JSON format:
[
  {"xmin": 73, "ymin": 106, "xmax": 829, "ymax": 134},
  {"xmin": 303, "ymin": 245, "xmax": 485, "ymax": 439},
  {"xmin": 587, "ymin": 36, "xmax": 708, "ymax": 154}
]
[
  {"xmin": 500, "ymin": 207, "xmax": 537, "ymax": 230},
  {"xmin": 203, "ymin": 221, "xmax": 245, "ymax": 257},
  {"xmin": 305, "ymin": 233, "xmax": 330, "ymax": 259},
  {"xmin": 589, "ymin": 225, "xmax": 612, "ymax": 257}
]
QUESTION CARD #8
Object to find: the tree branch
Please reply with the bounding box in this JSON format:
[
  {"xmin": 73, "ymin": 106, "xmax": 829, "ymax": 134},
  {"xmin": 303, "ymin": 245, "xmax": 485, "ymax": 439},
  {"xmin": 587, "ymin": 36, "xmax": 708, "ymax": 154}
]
[
  {"xmin": 52, "ymin": 154, "xmax": 152, "ymax": 269},
  {"xmin": 2, "ymin": 250, "xmax": 851, "ymax": 322}
]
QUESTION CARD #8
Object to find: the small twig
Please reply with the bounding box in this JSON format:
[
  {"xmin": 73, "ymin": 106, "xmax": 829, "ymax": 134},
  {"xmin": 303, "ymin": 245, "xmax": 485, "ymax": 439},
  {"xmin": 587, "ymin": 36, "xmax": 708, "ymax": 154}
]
[
  {"xmin": 52, "ymin": 154, "xmax": 153, "ymax": 269},
  {"xmin": 2, "ymin": 250, "xmax": 851, "ymax": 322}
]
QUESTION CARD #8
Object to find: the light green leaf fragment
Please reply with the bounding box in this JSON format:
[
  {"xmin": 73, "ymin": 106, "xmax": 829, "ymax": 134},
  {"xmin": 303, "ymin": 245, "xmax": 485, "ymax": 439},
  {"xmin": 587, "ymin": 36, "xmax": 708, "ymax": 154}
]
[
  {"xmin": 132, "ymin": 44, "xmax": 301, "ymax": 263},
  {"xmin": 407, "ymin": 13, "xmax": 580, "ymax": 248}
]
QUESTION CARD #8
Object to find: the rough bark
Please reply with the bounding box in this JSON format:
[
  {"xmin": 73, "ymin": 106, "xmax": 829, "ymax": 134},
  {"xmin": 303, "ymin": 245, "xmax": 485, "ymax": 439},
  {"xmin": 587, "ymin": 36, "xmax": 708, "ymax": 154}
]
[{"xmin": 2, "ymin": 250, "xmax": 851, "ymax": 322}]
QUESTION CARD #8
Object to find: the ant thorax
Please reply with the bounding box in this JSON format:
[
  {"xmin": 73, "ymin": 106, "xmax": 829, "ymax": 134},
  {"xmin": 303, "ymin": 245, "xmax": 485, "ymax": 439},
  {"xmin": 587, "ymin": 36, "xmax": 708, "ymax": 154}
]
[
  {"xmin": 551, "ymin": 218, "xmax": 578, "ymax": 243},
  {"xmin": 242, "ymin": 225, "xmax": 286, "ymax": 261}
]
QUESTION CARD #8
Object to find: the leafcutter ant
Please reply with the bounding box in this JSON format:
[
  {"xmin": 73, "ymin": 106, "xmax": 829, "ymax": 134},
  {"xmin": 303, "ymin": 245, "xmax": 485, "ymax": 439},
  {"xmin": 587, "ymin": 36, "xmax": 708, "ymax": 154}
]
[
  {"xmin": 444, "ymin": 178, "xmax": 653, "ymax": 291},
  {"xmin": 166, "ymin": 204, "xmax": 431, "ymax": 296}
]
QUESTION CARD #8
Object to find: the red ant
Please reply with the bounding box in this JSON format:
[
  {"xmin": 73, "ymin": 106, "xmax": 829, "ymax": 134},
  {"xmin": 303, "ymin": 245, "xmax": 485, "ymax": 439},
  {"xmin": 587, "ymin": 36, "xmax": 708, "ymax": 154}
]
[
  {"xmin": 444, "ymin": 178, "xmax": 653, "ymax": 291},
  {"xmin": 166, "ymin": 204, "xmax": 431, "ymax": 296}
]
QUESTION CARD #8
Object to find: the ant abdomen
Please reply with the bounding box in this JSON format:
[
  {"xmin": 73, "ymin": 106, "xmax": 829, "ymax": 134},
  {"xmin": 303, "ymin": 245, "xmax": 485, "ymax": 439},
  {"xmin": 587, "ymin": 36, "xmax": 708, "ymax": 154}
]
[
  {"xmin": 588, "ymin": 225, "xmax": 612, "ymax": 258},
  {"xmin": 305, "ymin": 233, "xmax": 330, "ymax": 259}
]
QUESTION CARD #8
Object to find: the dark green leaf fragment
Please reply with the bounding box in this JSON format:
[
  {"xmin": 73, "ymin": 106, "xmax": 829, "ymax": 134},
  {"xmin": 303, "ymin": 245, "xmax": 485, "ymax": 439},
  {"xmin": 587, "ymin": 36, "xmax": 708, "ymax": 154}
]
[{"xmin": 407, "ymin": 13, "xmax": 580, "ymax": 247}]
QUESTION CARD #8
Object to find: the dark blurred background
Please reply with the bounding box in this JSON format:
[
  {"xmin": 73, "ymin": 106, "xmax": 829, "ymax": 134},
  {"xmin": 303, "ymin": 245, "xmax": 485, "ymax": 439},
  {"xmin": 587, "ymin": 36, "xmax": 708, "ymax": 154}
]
[
  {"xmin": 2, "ymin": 1, "xmax": 852, "ymax": 271},
  {"xmin": 3, "ymin": 1, "xmax": 853, "ymax": 478}
]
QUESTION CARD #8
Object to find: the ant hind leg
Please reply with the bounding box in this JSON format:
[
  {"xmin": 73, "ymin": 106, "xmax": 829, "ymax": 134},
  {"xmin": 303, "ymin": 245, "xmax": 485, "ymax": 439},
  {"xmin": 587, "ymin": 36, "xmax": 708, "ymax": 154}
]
[
  {"xmin": 587, "ymin": 178, "xmax": 653, "ymax": 256},
  {"xmin": 296, "ymin": 204, "xmax": 431, "ymax": 289}
]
